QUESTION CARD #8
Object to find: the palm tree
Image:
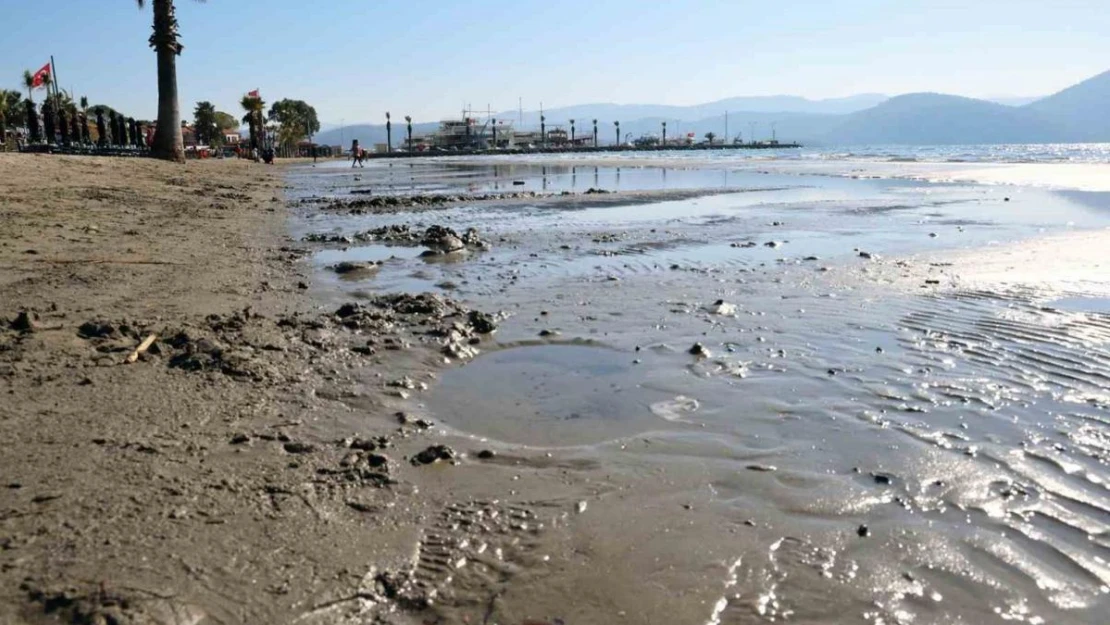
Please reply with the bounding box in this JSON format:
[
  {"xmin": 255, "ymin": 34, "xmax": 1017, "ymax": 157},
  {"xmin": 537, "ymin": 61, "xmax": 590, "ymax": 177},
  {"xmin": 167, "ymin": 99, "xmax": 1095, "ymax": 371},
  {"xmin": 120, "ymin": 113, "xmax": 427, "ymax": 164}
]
[
  {"xmin": 614, "ymin": 121, "xmax": 620, "ymax": 146},
  {"xmin": 661, "ymin": 121, "xmax": 666, "ymax": 146},
  {"xmin": 136, "ymin": 0, "xmax": 202, "ymax": 162},
  {"xmin": 592, "ymin": 119, "xmax": 598, "ymax": 147},
  {"xmin": 405, "ymin": 115, "xmax": 412, "ymax": 151},
  {"xmin": 540, "ymin": 115, "xmax": 546, "ymax": 147},
  {"xmin": 569, "ymin": 119, "xmax": 575, "ymax": 144},
  {"xmin": 240, "ymin": 95, "xmax": 265, "ymax": 150},
  {"xmin": 22, "ymin": 70, "xmax": 36, "ymax": 103},
  {"xmin": 705, "ymin": 132, "xmax": 716, "ymax": 145}
]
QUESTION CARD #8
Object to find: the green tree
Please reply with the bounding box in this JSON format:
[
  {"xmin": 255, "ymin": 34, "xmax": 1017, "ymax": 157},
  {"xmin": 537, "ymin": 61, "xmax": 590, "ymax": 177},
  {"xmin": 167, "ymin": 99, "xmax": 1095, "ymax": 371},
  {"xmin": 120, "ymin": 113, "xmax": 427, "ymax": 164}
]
[
  {"xmin": 0, "ymin": 90, "xmax": 22, "ymax": 134},
  {"xmin": 704, "ymin": 132, "xmax": 716, "ymax": 145},
  {"xmin": 240, "ymin": 95, "xmax": 265, "ymax": 150},
  {"xmin": 193, "ymin": 100, "xmax": 218, "ymax": 146},
  {"xmin": 267, "ymin": 98, "xmax": 320, "ymax": 150},
  {"xmin": 136, "ymin": 0, "xmax": 204, "ymax": 163},
  {"xmin": 215, "ymin": 111, "xmax": 237, "ymax": 132},
  {"xmin": 22, "ymin": 70, "xmax": 35, "ymax": 103}
]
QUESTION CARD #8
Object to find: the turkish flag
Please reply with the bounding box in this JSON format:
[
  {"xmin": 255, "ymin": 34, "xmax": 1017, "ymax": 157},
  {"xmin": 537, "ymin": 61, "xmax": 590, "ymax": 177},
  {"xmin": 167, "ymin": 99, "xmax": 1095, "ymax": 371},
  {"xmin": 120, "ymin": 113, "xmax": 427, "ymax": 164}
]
[
  {"xmin": 247, "ymin": 89, "xmax": 259, "ymax": 98},
  {"xmin": 31, "ymin": 63, "xmax": 51, "ymax": 89}
]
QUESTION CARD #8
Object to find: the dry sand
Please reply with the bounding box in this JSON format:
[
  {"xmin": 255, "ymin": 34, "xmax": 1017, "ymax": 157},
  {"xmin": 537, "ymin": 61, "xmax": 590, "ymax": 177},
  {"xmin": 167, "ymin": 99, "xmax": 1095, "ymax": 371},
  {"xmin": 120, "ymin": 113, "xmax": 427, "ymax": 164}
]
[{"xmin": 0, "ymin": 154, "xmax": 598, "ymax": 624}]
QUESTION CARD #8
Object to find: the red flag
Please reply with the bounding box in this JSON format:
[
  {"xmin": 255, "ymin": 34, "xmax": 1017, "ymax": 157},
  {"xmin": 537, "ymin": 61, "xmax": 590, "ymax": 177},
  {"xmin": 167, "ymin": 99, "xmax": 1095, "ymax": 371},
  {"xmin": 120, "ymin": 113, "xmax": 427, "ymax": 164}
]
[
  {"xmin": 247, "ymin": 89, "xmax": 259, "ymax": 98},
  {"xmin": 31, "ymin": 63, "xmax": 51, "ymax": 89}
]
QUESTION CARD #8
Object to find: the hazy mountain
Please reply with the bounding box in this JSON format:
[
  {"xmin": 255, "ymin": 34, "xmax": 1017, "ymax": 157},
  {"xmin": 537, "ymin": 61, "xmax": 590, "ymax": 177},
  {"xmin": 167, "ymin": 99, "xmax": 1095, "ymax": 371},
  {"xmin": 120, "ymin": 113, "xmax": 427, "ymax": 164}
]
[
  {"xmin": 315, "ymin": 122, "xmax": 440, "ymax": 147},
  {"xmin": 821, "ymin": 93, "xmax": 1072, "ymax": 145},
  {"xmin": 1025, "ymin": 69, "xmax": 1110, "ymax": 140},
  {"xmin": 494, "ymin": 94, "xmax": 887, "ymax": 127},
  {"xmin": 312, "ymin": 71, "xmax": 1110, "ymax": 147},
  {"xmin": 986, "ymin": 96, "xmax": 1042, "ymax": 107}
]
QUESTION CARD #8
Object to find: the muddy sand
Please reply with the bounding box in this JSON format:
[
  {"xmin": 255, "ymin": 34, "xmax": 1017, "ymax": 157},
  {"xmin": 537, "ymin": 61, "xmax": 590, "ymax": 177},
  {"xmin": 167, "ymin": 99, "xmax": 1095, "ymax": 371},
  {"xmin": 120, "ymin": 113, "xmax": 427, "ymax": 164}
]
[{"xmin": 3, "ymin": 153, "xmax": 1110, "ymax": 625}]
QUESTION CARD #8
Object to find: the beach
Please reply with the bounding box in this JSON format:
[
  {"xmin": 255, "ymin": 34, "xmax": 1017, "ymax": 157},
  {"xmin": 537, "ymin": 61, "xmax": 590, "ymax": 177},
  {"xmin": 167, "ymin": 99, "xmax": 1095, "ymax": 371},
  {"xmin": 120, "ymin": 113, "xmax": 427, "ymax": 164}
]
[{"xmin": 2, "ymin": 151, "xmax": 1110, "ymax": 624}]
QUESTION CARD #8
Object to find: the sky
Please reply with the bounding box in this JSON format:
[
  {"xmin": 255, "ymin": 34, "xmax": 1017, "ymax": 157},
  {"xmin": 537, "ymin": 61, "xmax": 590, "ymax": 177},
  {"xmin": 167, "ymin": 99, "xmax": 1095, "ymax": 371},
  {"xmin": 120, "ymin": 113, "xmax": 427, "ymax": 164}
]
[{"xmin": 3, "ymin": 0, "xmax": 1109, "ymax": 125}]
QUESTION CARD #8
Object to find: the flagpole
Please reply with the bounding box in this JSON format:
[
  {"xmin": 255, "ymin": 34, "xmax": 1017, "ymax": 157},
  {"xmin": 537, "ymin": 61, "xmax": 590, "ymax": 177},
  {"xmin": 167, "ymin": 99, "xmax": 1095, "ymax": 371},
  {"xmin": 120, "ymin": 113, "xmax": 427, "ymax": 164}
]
[{"xmin": 49, "ymin": 56, "xmax": 60, "ymax": 105}]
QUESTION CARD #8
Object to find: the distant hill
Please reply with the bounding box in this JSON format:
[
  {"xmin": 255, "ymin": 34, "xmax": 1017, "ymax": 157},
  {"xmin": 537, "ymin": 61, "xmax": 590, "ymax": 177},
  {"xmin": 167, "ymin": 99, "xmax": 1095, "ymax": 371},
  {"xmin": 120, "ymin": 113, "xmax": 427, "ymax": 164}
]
[
  {"xmin": 314, "ymin": 122, "xmax": 440, "ymax": 148},
  {"xmin": 820, "ymin": 93, "xmax": 1074, "ymax": 145},
  {"xmin": 1025, "ymin": 69, "xmax": 1110, "ymax": 140},
  {"xmin": 495, "ymin": 94, "xmax": 887, "ymax": 128},
  {"xmin": 314, "ymin": 71, "xmax": 1110, "ymax": 147}
]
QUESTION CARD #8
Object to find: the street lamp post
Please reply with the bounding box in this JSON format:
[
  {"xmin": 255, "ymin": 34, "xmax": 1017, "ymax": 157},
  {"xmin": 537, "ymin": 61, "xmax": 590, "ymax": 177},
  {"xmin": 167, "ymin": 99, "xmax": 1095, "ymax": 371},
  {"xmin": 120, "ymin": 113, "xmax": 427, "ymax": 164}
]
[{"xmin": 385, "ymin": 112, "xmax": 392, "ymax": 153}]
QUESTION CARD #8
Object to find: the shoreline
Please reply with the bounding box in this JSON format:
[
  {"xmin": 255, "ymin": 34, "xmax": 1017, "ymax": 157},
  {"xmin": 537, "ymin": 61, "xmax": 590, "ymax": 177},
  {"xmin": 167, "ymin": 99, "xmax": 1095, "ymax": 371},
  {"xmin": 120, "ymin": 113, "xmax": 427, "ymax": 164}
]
[{"xmin": 2, "ymin": 152, "xmax": 1109, "ymax": 624}]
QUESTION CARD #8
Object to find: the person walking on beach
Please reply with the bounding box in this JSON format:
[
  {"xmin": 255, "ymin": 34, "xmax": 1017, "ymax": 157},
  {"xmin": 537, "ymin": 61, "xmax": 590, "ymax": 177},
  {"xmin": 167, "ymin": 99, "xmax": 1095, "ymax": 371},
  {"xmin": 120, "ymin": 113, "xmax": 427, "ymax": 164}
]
[{"xmin": 351, "ymin": 139, "xmax": 364, "ymax": 168}]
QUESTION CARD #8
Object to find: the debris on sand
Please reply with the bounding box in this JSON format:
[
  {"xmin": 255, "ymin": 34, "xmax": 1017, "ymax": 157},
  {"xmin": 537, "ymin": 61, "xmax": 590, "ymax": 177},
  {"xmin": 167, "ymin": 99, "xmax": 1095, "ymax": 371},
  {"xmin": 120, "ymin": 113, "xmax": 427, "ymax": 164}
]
[
  {"xmin": 859, "ymin": 251, "xmax": 880, "ymax": 260},
  {"xmin": 331, "ymin": 260, "xmax": 381, "ymax": 275},
  {"xmin": 689, "ymin": 342, "xmax": 712, "ymax": 358},
  {"xmin": 420, "ymin": 225, "xmax": 491, "ymax": 256},
  {"xmin": 318, "ymin": 191, "xmax": 543, "ymax": 215},
  {"xmin": 9, "ymin": 310, "xmax": 40, "ymax": 333},
  {"xmin": 411, "ymin": 445, "xmax": 457, "ymax": 465},
  {"xmin": 708, "ymin": 300, "xmax": 737, "ymax": 316},
  {"xmin": 731, "ymin": 241, "xmax": 758, "ymax": 248}
]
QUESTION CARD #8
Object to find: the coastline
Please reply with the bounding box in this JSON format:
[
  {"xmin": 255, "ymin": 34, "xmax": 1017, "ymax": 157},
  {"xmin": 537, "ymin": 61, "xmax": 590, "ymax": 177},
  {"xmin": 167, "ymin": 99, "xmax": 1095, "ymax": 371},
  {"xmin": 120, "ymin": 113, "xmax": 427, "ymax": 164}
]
[{"xmin": 2, "ymin": 152, "xmax": 1109, "ymax": 624}]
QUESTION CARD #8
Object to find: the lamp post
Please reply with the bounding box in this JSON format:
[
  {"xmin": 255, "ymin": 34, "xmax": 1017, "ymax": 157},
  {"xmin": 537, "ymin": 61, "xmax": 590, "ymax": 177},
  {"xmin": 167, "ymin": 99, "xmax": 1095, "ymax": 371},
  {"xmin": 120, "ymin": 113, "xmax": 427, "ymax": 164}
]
[{"xmin": 385, "ymin": 112, "xmax": 392, "ymax": 153}]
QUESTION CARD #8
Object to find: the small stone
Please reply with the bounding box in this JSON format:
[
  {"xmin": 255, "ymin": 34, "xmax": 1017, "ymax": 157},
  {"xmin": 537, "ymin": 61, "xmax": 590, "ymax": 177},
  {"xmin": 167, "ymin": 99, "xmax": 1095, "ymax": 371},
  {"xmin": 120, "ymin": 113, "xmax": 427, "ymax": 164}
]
[
  {"xmin": 539, "ymin": 329, "xmax": 560, "ymax": 337},
  {"xmin": 477, "ymin": 449, "xmax": 496, "ymax": 460},
  {"xmin": 412, "ymin": 445, "xmax": 457, "ymax": 465},
  {"xmin": 689, "ymin": 342, "xmax": 711, "ymax": 358},
  {"xmin": 746, "ymin": 464, "xmax": 777, "ymax": 472},
  {"xmin": 857, "ymin": 524, "xmax": 870, "ymax": 537},
  {"xmin": 283, "ymin": 442, "xmax": 316, "ymax": 454},
  {"xmin": 576, "ymin": 500, "xmax": 588, "ymax": 514},
  {"xmin": 10, "ymin": 311, "xmax": 40, "ymax": 333},
  {"xmin": 229, "ymin": 433, "xmax": 251, "ymax": 445}
]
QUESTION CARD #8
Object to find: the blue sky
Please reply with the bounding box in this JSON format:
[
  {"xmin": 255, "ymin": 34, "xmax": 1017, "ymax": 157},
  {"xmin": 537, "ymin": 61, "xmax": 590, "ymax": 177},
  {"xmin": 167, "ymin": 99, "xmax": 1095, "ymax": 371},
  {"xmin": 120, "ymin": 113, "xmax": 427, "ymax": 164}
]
[{"xmin": 3, "ymin": 0, "xmax": 1109, "ymax": 124}]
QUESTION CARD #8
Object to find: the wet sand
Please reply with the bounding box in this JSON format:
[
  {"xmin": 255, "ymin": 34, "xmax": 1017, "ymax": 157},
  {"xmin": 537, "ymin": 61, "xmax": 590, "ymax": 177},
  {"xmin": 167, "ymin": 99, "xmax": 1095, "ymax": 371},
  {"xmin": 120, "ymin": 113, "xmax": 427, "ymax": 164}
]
[
  {"xmin": 2, "ymin": 152, "xmax": 1109, "ymax": 624},
  {"xmin": 294, "ymin": 157, "xmax": 1110, "ymax": 624}
]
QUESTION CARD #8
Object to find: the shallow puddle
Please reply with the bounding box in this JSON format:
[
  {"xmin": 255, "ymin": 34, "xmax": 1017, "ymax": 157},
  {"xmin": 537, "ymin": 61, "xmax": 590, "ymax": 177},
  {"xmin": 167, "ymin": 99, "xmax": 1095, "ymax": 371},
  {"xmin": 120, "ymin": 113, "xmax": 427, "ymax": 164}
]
[{"xmin": 425, "ymin": 343, "xmax": 682, "ymax": 446}]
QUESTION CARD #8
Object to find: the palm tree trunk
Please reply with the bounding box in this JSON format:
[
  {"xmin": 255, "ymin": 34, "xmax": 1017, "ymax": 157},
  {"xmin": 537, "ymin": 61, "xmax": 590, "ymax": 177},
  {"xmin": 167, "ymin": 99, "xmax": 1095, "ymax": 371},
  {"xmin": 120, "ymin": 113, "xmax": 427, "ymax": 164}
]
[{"xmin": 150, "ymin": 0, "xmax": 185, "ymax": 162}]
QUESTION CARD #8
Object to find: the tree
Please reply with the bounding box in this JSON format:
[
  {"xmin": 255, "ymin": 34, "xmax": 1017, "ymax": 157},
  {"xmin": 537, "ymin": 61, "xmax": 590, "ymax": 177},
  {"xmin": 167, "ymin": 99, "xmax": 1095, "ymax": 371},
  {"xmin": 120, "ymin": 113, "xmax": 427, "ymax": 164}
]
[
  {"xmin": 136, "ymin": 0, "xmax": 204, "ymax": 162},
  {"xmin": 22, "ymin": 70, "xmax": 35, "ymax": 103},
  {"xmin": 385, "ymin": 112, "xmax": 391, "ymax": 152},
  {"xmin": 215, "ymin": 111, "xmax": 237, "ymax": 132},
  {"xmin": 569, "ymin": 119, "xmax": 575, "ymax": 144},
  {"xmin": 592, "ymin": 119, "xmax": 598, "ymax": 147},
  {"xmin": 405, "ymin": 115, "xmax": 412, "ymax": 150},
  {"xmin": 267, "ymin": 99, "xmax": 319, "ymax": 152},
  {"xmin": 614, "ymin": 120, "xmax": 620, "ymax": 146},
  {"xmin": 193, "ymin": 101, "xmax": 218, "ymax": 146},
  {"xmin": 705, "ymin": 132, "xmax": 716, "ymax": 145},
  {"xmin": 240, "ymin": 95, "xmax": 265, "ymax": 150},
  {"xmin": 0, "ymin": 90, "xmax": 22, "ymax": 134}
]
